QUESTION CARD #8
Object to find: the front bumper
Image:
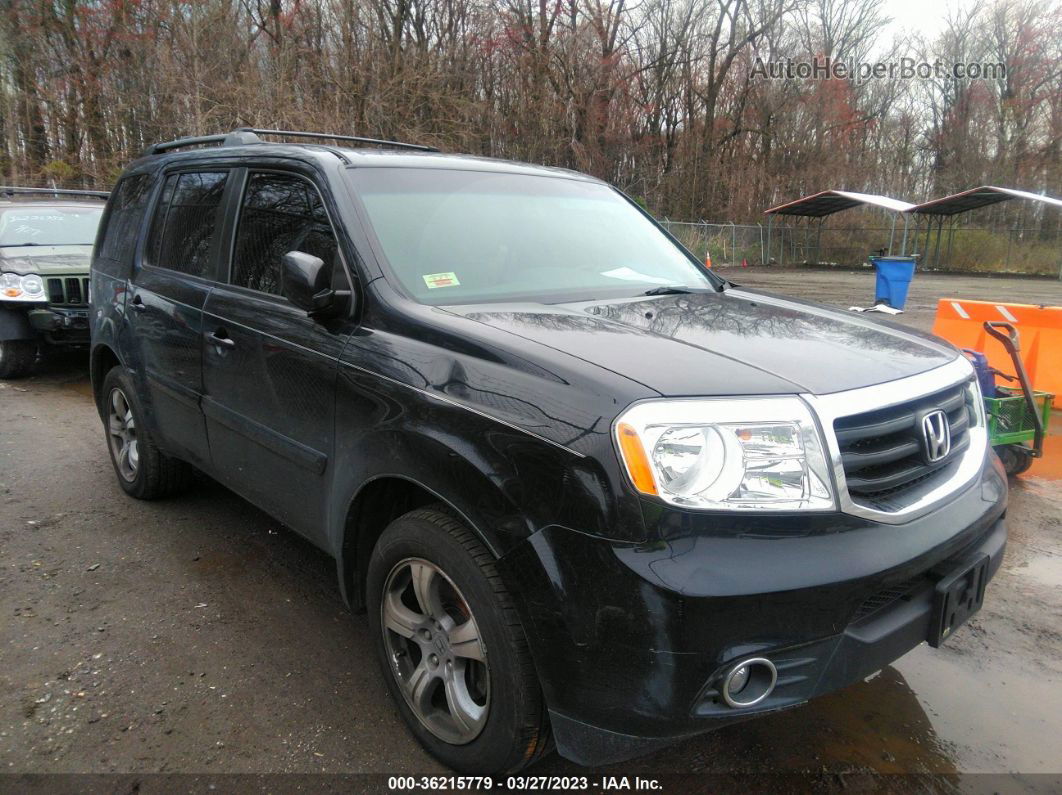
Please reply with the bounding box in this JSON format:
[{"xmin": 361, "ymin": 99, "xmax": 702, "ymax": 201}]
[
  {"xmin": 501, "ymin": 455, "xmax": 1008, "ymax": 766},
  {"xmin": 27, "ymin": 305, "xmax": 90, "ymax": 343}
]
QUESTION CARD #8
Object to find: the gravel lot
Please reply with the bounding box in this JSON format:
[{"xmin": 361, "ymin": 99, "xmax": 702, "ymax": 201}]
[{"xmin": 2, "ymin": 268, "xmax": 1061, "ymax": 789}]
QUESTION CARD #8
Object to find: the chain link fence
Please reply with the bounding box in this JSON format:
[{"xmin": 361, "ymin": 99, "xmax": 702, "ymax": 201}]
[
  {"xmin": 660, "ymin": 219, "xmax": 1062, "ymax": 277},
  {"xmin": 660, "ymin": 221, "xmax": 766, "ymax": 267}
]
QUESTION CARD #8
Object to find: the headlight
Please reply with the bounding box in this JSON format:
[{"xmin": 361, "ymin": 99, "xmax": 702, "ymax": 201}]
[
  {"xmin": 1, "ymin": 272, "xmax": 47, "ymax": 301},
  {"xmin": 964, "ymin": 376, "xmax": 986, "ymax": 429},
  {"xmin": 614, "ymin": 396, "xmax": 835, "ymax": 511}
]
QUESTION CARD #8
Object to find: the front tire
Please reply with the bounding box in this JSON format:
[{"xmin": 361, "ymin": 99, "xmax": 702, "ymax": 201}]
[
  {"xmin": 0, "ymin": 339, "xmax": 37, "ymax": 379},
  {"xmin": 101, "ymin": 366, "xmax": 191, "ymax": 499},
  {"xmin": 367, "ymin": 508, "xmax": 552, "ymax": 774}
]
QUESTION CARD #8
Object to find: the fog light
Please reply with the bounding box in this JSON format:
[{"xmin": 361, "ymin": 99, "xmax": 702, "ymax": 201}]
[
  {"xmin": 728, "ymin": 664, "xmax": 750, "ymax": 694},
  {"xmin": 721, "ymin": 657, "xmax": 777, "ymax": 708}
]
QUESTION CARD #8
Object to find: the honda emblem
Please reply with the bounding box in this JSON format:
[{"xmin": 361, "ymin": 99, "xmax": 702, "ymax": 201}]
[{"xmin": 921, "ymin": 410, "xmax": 951, "ymax": 463}]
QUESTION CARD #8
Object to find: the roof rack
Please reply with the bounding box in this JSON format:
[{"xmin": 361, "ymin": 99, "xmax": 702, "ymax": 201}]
[
  {"xmin": 142, "ymin": 128, "xmax": 439, "ymax": 157},
  {"xmin": 235, "ymin": 128, "xmax": 440, "ymax": 153},
  {"xmin": 142, "ymin": 130, "xmax": 262, "ymax": 156},
  {"xmin": 0, "ymin": 186, "xmax": 109, "ymax": 199}
]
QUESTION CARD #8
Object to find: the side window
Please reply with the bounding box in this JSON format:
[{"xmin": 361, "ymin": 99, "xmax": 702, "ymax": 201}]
[
  {"xmin": 97, "ymin": 174, "xmax": 152, "ymax": 261},
  {"xmin": 231, "ymin": 172, "xmax": 339, "ymax": 296},
  {"xmin": 145, "ymin": 171, "xmax": 228, "ymax": 277}
]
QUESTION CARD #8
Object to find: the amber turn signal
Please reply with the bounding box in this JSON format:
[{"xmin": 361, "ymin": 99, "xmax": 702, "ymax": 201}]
[{"xmin": 616, "ymin": 422, "xmax": 658, "ymax": 496}]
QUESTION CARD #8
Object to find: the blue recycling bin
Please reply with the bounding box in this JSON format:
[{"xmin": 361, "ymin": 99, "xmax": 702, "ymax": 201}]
[{"xmin": 869, "ymin": 255, "xmax": 916, "ymax": 310}]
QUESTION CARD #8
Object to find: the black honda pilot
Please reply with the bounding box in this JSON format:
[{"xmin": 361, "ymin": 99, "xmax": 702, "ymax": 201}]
[{"xmin": 89, "ymin": 129, "xmax": 1008, "ymax": 773}]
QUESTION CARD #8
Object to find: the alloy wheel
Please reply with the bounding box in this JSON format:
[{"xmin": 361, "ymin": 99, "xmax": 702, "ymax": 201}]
[
  {"xmin": 380, "ymin": 557, "xmax": 490, "ymax": 744},
  {"xmin": 107, "ymin": 387, "xmax": 139, "ymax": 482}
]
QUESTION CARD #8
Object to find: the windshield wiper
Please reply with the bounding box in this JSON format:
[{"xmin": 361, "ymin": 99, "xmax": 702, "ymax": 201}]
[
  {"xmin": 642, "ymin": 285, "xmax": 693, "ymax": 296},
  {"xmin": 0, "ymin": 242, "xmax": 89, "ymax": 247}
]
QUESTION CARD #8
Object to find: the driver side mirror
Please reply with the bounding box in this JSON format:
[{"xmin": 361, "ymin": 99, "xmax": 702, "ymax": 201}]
[{"xmin": 281, "ymin": 251, "xmax": 348, "ymax": 318}]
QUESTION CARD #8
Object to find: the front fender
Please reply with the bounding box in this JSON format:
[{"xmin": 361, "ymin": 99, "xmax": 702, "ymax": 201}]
[{"xmin": 328, "ymin": 424, "xmax": 547, "ymax": 559}]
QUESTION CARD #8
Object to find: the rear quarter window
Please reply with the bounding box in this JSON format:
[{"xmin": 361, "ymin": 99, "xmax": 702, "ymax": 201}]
[{"xmin": 96, "ymin": 174, "xmax": 153, "ymax": 262}]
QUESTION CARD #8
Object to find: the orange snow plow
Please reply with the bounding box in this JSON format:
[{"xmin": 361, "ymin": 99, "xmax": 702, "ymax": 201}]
[{"xmin": 932, "ymin": 299, "xmax": 1062, "ymax": 409}]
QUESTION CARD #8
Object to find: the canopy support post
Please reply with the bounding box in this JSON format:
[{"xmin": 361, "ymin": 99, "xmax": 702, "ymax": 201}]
[{"xmin": 766, "ymin": 215, "xmax": 773, "ymax": 266}]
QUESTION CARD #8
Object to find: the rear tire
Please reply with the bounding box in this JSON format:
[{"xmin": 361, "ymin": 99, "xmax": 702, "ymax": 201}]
[
  {"xmin": 101, "ymin": 366, "xmax": 191, "ymax": 499},
  {"xmin": 367, "ymin": 507, "xmax": 552, "ymax": 774},
  {"xmin": 0, "ymin": 339, "xmax": 37, "ymax": 379}
]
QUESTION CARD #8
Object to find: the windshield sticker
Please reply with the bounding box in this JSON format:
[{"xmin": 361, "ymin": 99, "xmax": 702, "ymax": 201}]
[
  {"xmin": 423, "ymin": 272, "xmax": 460, "ymax": 289},
  {"xmin": 600, "ymin": 266, "xmax": 673, "ymax": 285}
]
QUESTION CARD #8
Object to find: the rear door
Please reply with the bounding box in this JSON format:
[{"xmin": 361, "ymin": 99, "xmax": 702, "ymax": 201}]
[
  {"xmin": 127, "ymin": 169, "xmax": 231, "ymax": 466},
  {"xmin": 201, "ymin": 168, "xmax": 352, "ymax": 543}
]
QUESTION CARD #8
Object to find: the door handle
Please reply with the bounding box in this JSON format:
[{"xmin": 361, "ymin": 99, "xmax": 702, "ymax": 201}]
[
  {"xmin": 130, "ymin": 295, "xmax": 146, "ymax": 312},
  {"xmin": 207, "ymin": 331, "xmax": 235, "ymax": 349}
]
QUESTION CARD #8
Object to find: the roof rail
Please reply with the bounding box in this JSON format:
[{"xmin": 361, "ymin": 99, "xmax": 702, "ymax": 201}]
[
  {"xmin": 0, "ymin": 186, "xmax": 109, "ymax": 199},
  {"xmin": 143, "ymin": 128, "xmax": 438, "ymax": 157},
  {"xmin": 142, "ymin": 130, "xmax": 262, "ymax": 156},
  {"xmin": 234, "ymin": 128, "xmax": 439, "ymax": 153}
]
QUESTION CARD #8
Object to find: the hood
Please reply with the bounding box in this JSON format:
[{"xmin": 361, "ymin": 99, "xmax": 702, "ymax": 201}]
[
  {"xmin": 0, "ymin": 245, "xmax": 93, "ymax": 275},
  {"xmin": 449, "ymin": 288, "xmax": 958, "ymax": 396}
]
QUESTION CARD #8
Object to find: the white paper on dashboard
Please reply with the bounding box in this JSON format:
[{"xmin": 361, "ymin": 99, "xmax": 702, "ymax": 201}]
[{"xmin": 600, "ymin": 267, "xmax": 673, "ymax": 285}]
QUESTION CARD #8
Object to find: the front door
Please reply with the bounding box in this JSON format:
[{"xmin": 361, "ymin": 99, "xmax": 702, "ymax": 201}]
[
  {"xmin": 128, "ymin": 169, "xmax": 231, "ymax": 467},
  {"xmin": 201, "ymin": 170, "xmax": 351, "ymax": 543}
]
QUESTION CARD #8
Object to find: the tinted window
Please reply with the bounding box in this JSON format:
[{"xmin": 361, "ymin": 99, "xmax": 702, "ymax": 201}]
[
  {"xmin": 97, "ymin": 175, "xmax": 152, "ymax": 260},
  {"xmin": 231, "ymin": 173, "xmax": 338, "ymax": 296},
  {"xmin": 145, "ymin": 171, "xmax": 228, "ymax": 277}
]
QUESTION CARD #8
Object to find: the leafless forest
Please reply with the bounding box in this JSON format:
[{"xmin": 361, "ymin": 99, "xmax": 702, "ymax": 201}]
[{"xmin": 1, "ymin": 0, "xmax": 1060, "ymax": 225}]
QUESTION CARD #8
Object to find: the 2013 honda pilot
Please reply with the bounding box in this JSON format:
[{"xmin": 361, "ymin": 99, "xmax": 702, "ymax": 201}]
[{"xmin": 89, "ymin": 129, "xmax": 1007, "ymax": 773}]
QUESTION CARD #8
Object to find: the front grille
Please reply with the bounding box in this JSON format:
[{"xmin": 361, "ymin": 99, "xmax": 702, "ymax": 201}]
[
  {"xmin": 835, "ymin": 383, "xmax": 973, "ymax": 502},
  {"xmin": 46, "ymin": 276, "xmax": 90, "ymax": 306}
]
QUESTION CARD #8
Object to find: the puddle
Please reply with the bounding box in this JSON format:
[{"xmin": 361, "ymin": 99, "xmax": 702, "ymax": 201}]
[
  {"xmin": 1009, "ymin": 553, "xmax": 1062, "ymax": 589},
  {"xmin": 753, "ymin": 666, "xmax": 961, "ymax": 775},
  {"xmin": 893, "ymin": 644, "xmax": 1062, "ymax": 773}
]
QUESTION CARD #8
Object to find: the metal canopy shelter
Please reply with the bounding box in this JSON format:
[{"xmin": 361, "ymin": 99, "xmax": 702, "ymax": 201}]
[
  {"xmin": 908, "ymin": 186, "xmax": 1062, "ymax": 277},
  {"xmin": 764, "ymin": 190, "xmax": 915, "ymax": 264}
]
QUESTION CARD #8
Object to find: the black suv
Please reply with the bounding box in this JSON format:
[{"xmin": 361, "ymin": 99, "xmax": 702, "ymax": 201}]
[{"xmin": 90, "ymin": 129, "xmax": 1007, "ymax": 773}]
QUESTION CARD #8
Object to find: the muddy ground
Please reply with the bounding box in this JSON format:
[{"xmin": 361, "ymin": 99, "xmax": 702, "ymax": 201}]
[{"xmin": 2, "ymin": 268, "xmax": 1060, "ymax": 790}]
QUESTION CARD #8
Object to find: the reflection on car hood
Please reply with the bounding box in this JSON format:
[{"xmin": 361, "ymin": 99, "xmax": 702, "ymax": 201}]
[
  {"xmin": 450, "ymin": 288, "xmax": 958, "ymax": 396},
  {"xmin": 0, "ymin": 245, "xmax": 93, "ymax": 275}
]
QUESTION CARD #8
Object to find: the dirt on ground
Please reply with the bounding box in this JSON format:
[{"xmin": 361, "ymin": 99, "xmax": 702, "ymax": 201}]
[{"xmin": 2, "ymin": 268, "xmax": 1061, "ymax": 790}]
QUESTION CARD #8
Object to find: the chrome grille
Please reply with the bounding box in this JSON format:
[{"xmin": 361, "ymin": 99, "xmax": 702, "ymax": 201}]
[
  {"xmin": 834, "ymin": 384, "xmax": 974, "ymax": 501},
  {"xmin": 46, "ymin": 276, "xmax": 90, "ymax": 306}
]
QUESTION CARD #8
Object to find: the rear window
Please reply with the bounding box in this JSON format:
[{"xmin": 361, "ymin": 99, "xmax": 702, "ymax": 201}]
[
  {"xmin": 145, "ymin": 171, "xmax": 229, "ymax": 277},
  {"xmin": 0, "ymin": 206, "xmax": 103, "ymax": 247}
]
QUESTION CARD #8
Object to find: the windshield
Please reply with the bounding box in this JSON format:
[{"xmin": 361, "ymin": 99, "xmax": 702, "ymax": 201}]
[
  {"xmin": 349, "ymin": 168, "xmax": 718, "ymax": 305},
  {"xmin": 0, "ymin": 206, "xmax": 104, "ymax": 247}
]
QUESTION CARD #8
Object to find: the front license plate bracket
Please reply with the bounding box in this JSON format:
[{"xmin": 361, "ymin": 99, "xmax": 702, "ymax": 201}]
[{"xmin": 929, "ymin": 553, "xmax": 989, "ymax": 648}]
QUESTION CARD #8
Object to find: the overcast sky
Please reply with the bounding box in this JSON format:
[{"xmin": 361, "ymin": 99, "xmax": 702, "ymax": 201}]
[{"xmin": 880, "ymin": 0, "xmax": 981, "ymax": 43}]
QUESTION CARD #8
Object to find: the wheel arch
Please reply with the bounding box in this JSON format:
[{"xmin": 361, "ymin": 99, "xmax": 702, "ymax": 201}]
[
  {"xmin": 337, "ymin": 474, "xmax": 502, "ymax": 612},
  {"xmin": 90, "ymin": 343, "xmax": 122, "ymax": 417}
]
